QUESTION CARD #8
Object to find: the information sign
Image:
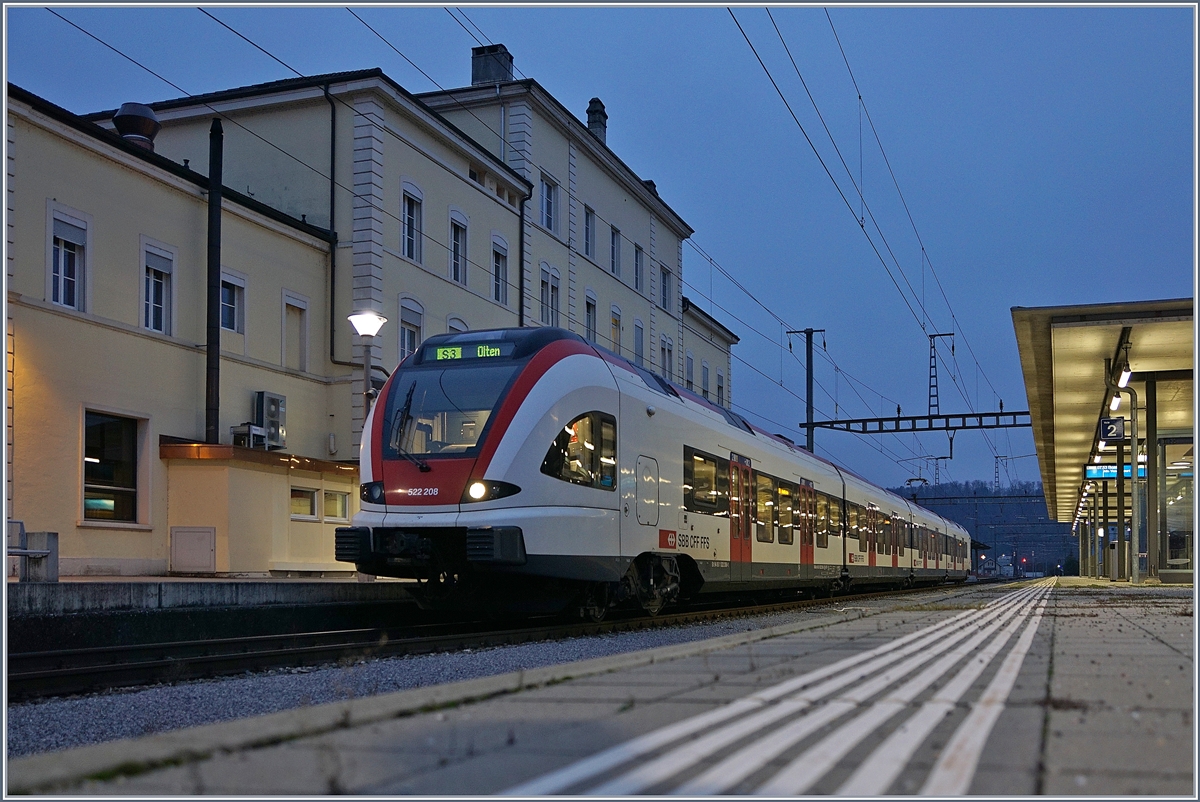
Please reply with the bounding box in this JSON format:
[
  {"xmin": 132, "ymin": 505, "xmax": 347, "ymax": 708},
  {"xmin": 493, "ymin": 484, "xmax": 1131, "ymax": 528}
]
[{"xmin": 1100, "ymin": 417, "xmax": 1125, "ymax": 440}]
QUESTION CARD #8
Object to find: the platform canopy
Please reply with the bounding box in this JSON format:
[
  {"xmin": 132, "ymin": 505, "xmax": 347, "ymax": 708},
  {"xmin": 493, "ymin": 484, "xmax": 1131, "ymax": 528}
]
[{"xmin": 1012, "ymin": 298, "xmax": 1193, "ymax": 522}]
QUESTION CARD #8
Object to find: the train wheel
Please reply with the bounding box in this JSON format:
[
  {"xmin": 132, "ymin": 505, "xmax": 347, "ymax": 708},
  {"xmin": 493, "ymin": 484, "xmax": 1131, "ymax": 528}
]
[
  {"xmin": 580, "ymin": 583, "xmax": 611, "ymax": 622},
  {"xmin": 629, "ymin": 554, "xmax": 680, "ymax": 616}
]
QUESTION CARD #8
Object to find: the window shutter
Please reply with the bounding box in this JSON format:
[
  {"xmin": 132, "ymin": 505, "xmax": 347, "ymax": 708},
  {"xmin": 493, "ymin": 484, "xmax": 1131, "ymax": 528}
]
[
  {"xmin": 54, "ymin": 218, "xmax": 86, "ymax": 246},
  {"xmin": 145, "ymin": 250, "xmax": 172, "ymax": 273}
]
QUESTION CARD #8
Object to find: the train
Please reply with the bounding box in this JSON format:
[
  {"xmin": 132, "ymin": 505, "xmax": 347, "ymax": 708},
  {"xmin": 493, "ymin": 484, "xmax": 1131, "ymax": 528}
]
[{"xmin": 335, "ymin": 327, "xmax": 971, "ymax": 617}]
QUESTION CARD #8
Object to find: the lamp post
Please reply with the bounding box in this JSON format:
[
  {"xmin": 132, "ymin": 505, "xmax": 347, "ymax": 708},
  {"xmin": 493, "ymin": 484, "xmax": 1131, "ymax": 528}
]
[{"xmin": 348, "ymin": 311, "xmax": 387, "ymax": 420}]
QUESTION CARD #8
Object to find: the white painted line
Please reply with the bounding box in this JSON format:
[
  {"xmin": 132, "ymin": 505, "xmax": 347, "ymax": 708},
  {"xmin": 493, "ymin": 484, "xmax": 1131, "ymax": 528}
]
[
  {"xmin": 920, "ymin": 593, "xmax": 1049, "ymax": 795},
  {"xmin": 676, "ymin": 587, "xmax": 1046, "ymax": 796},
  {"xmin": 502, "ymin": 584, "xmax": 1041, "ymax": 796},
  {"xmin": 594, "ymin": 586, "xmax": 1044, "ymax": 795},
  {"xmin": 837, "ymin": 580, "xmax": 1053, "ymax": 796}
]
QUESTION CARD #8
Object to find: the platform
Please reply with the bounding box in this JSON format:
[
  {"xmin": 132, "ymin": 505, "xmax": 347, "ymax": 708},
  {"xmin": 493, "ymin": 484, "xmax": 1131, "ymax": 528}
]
[{"xmin": 7, "ymin": 579, "xmax": 1194, "ymax": 796}]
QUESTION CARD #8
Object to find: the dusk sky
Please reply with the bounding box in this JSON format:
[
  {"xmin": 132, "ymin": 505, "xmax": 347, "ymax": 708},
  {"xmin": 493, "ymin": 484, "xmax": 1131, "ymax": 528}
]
[{"xmin": 5, "ymin": 5, "xmax": 1194, "ymax": 490}]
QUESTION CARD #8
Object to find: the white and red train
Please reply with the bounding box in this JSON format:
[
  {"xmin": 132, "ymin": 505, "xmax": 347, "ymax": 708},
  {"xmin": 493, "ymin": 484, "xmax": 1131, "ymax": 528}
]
[{"xmin": 336, "ymin": 327, "xmax": 970, "ymax": 615}]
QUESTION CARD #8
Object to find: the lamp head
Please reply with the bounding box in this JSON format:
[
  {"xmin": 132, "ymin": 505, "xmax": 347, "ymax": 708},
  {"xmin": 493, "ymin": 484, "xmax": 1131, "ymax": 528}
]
[{"xmin": 348, "ymin": 311, "xmax": 387, "ymax": 337}]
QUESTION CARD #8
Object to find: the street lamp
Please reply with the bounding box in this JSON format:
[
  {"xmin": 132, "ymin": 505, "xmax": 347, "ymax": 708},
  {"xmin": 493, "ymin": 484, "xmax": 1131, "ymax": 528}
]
[{"xmin": 348, "ymin": 311, "xmax": 387, "ymax": 418}]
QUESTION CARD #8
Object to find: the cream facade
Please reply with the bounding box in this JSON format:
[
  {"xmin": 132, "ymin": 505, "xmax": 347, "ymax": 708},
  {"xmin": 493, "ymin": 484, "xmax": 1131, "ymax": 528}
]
[
  {"xmin": 682, "ymin": 297, "xmax": 738, "ymax": 407},
  {"xmin": 7, "ymin": 86, "xmax": 372, "ymax": 574},
  {"xmin": 88, "ymin": 70, "xmax": 533, "ymax": 446}
]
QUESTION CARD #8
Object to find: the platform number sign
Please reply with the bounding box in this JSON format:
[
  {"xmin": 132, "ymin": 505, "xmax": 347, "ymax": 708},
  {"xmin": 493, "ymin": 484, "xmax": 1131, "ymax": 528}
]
[{"xmin": 1100, "ymin": 417, "xmax": 1125, "ymax": 441}]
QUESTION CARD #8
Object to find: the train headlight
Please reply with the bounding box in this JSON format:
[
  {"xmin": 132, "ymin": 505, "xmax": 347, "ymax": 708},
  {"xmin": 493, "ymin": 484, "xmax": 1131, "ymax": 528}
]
[
  {"xmin": 462, "ymin": 480, "xmax": 521, "ymax": 503},
  {"xmin": 361, "ymin": 481, "xmax": 385, "ymax": 505}
]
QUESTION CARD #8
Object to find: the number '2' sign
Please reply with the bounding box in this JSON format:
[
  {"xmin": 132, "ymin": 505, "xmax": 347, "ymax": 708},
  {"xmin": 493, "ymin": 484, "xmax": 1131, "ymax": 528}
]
[{"xmin": 1100, "ymin": 417, "xmax": 1125, "ymax": 440}]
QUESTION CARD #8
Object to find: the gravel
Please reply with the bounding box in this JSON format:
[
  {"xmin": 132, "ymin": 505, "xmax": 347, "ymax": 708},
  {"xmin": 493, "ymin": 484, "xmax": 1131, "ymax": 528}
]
[{"xmin": 7, "ymin": 608, "xmax": 837, "ymax": 759}]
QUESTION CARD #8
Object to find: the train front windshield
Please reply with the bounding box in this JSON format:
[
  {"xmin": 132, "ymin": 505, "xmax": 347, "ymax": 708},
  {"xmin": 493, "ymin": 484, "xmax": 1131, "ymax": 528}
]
[{"xmin": 381, "ymin": 341, "xmax": 521, "ymax": 459}]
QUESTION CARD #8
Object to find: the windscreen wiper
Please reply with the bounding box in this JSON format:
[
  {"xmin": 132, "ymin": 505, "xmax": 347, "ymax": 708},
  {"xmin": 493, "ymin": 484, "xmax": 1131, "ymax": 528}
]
[{"xmin": 389, "ymin": 381, "xmax": 431, "ymax": 472}]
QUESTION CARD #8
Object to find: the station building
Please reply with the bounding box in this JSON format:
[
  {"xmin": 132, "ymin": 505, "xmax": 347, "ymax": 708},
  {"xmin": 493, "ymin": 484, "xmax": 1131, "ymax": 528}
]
[
  {"xmin": 1012, "ymin": 298, "xmax": 1193, "ymax": 583},
  {"xmin": 6, "ymin": 45, "xmax": 737, "ymax": 577}
]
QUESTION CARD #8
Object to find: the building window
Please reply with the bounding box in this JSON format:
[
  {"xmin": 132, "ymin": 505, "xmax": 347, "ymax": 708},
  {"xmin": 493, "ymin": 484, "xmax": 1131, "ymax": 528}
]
[
  {"xmin": 450, "ymin": 216, "xmax": 468, "ymax": 285},
  {"xmin": 633, "ymin": 320, "xmax": 644, "ymax": 366},
  {"xmin": 686, "ymin": 352, "xmax": 694, "ymax": 391},
  {"xmin": 717, "ymin": 371, "xmax": 725, "ymax": 407},
  {"xmin": 539, "ymin": 265, "xmax": 560, "ymax": 327},
  {"xmin": 220, "ymin": 274, "xmax": 245, "ymax": 333},
  {"xmin": 448, "ymin": 317, "xmax": 468, "ymax": 334},
  {"xmin": 584, "ymin": 207, "xmax": 596, "ymax": 258},
  {"xmin": 660, "ymin": 337, "xmax": 673, "ymax": 380},
  {"xmin": 702, "ymin": 361, "xmax": 710, "ymax": 400},
  {"xmin": 610, "ymin": 226, "xmax": 621, "ymax": 276},
  {"xmin": 51, "ymin": 215, "xmax": 87, "ymax": 310},
  {"xmin": 634, "ymin": 245, "xmax": 644, "ymax": 292},
  {"xmin": 282, "ymin": 292, "xmax": 309, "ymax": 372},
  {"xmin": 399, "ymin": 299, "xmax": 424, "ymax": 361},
  {"xmin": 84, "ymin": 411, "xmax": 137, "ymax": 521},
  {"xmin": 143, "ymin": 247, "xmax": 172, "ymax": 334},
  {"xmin": 290, "ymin": 487, "xmax": 318, "ymax": 519},
  {"xmin": 660, "ymin": 266, "xmax": 672, "ymax": 312},
  {"xmin": 324, "ymin": 490, "xmax": 349, "ymax": 521},
  {"xmin": 402, "ymin": 189, "xmax": 422, "ymax": 263},
  {"xmin": 610, "ymin": 307, "xmax": 621, "ymax": 354},
  {"xmin": 585, "ymin": 296, "xmax": 597, "ymax": 342},
  {"xmin": 492, "ymin": 238, "xmax": 508, "ymax": 305},
  {"xmin": 540, "ymin": 175, "xmax": 557, "ymax": 232}
]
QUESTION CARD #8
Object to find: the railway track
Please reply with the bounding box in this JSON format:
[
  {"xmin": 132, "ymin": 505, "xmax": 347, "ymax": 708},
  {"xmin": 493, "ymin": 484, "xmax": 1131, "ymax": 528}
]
[{"xmin": 7, "ymin": 581, "xmax": 1002, "ymax": 702}]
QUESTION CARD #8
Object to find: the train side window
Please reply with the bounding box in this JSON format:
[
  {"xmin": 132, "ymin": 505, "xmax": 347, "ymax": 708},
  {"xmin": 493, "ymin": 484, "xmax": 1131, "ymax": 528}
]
[
  {"xmin": 880, "ymin": 516, "xmax": 891, "ymax": 554},
  {"xmin": 755, "ymin": 473, "xmax": 776, "ymax": 543},
  {"xmin": 541, "ymin": 412, "xmax": 617, "ymax": 491},
  {"xmin": 684, "ymin": 448, "xmax": 729, "ymax": 515},
  {"xmin": 898, "ymin": 521, "xmax": 906, "ymax": 557},
  {"xmin": 777, "ymin": 482, "xmax": 794, "ymax": 545},
  {"xmin": 828, "ymin": 497, "xmax": 841, "ymax": 541},
  {"xmin": 816, "ymin": 493, "xmax": 829, "ymax": 549}
]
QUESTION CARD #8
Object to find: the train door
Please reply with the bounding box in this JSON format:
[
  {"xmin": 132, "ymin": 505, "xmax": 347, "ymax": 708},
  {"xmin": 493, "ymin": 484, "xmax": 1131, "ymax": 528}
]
[
  {"xmin": 866, "ymin": 507, "xmax": 877, "ymax": 568},
  {"xmin": 728, "ymin": 454, "xmax": 752, "ymax": 582},
  {"xmin": 798, "ymin": 482, "xmax": 815, "ymax": 565},
  {"xmin": 891, "ymin": 515, "xmax": 900, "ymax": 569}
]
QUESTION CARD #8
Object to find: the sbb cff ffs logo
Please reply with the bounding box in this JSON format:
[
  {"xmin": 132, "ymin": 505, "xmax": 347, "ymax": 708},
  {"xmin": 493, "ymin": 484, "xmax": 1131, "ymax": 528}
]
[{"xmin": 659, "ymin": 529, "xmax": 677, "ymax": 549}]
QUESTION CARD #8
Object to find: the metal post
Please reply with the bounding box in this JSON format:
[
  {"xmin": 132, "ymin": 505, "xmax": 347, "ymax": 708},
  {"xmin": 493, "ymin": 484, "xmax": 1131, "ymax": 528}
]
[
  {"xmin": 1102, "ymin": 480, "xmax": 1110, "ymax": 579},
  {"xmin": 1145, "ymin": 379, "xmax": 1158, "ymax": 578},
  {"xmin": 1117, "ymin": 440, "xmax": 1126, "ymax": 580},
  {"xmin": 1126, "ymin": 385, "xmax": 1141, "ymax": 584},
  {"xmin": 805, "ymin": 329, "xmax": 814, "ymax": 452},
  {"xmin": 205, "ymin": 119, "xmax": 223, "ymax": 444},
  {"xmin": 362, "ymin": 332, "xmax": 374, "ymax": 417}
]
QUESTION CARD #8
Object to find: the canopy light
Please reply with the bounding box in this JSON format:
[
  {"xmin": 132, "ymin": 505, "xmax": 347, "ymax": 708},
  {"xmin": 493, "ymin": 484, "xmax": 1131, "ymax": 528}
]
[
  {"xmin": 1109, "ymin": 395, "xmax": 1121, "ymax": 411},
  {"xmin": 348, "ymin": 311, "xmax": 387, "ymax": 337},
  {"xmin": 1118, "ymin": 366, "xmax": 1132, "ymax": 388},
  {"xmin": 1094, "ymin": 455, "xmax": 1102, "ymax": 464},
  {"xmin": 1099, "ymin": 441, "xmax": 1107, "ymax": 450}
]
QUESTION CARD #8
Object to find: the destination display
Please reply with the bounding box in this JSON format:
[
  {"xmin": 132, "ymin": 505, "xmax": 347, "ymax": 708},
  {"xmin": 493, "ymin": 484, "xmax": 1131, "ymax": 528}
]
[
  {"xmin": 1085, "ymin": 465, "xmax": 1147, "ymax": 479},
  {"xmin": 425, "ymin": 341, "xmax": 516, "ymax": 362}
]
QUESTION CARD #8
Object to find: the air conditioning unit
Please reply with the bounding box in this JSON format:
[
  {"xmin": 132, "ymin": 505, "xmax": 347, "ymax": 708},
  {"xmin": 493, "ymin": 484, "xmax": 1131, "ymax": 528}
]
[{"xmin": 253, "ymin": 391, "xmax": 286, "ymax": 450}]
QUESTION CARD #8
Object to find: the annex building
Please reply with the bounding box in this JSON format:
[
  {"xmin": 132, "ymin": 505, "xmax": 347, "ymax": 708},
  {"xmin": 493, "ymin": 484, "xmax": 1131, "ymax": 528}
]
[{"xmin": 5, "ymin": 45, "xmax": 738, "ymax": 577}]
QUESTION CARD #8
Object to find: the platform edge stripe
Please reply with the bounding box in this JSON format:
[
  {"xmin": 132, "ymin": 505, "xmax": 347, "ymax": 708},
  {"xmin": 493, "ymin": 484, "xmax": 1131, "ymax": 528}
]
[
  {"xmin": 578, "ymin": 587, "xmax": 1043, "ymax": 796},
  {"xmin": 756, "ymin": 589, "xmax": 1049, "ymax": 796},
  {"xmin": 6, "ymin": 600, "xmax": 885, "ymax": 793},
  {"xmin": 836, "ymin": 584, "xmax": 1053, "ymax": 795},
  {"xmin": 919, "ymin": 591, "xmax": 1051, "ymax": 796},
  {"xmin": 683, "ymin": 593, "xmax": 1040, "ymax": 797},
  {"xmin": 501, "ymin": 601, "xmax": 995, "ymax": 796}
]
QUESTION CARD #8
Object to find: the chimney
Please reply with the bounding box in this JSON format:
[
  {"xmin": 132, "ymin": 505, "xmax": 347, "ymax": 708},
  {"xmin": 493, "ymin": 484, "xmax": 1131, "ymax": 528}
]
[
  {"xmin": 112, "ymin": 102, "xmax": 161, "ymax": 152},
  {"xmin": 586, "ymin": 98, "xmax": 607, "ymax": 145},
  {"xmin": 471, "ymin": 44, "xmax": 514, "ymax": 86}
]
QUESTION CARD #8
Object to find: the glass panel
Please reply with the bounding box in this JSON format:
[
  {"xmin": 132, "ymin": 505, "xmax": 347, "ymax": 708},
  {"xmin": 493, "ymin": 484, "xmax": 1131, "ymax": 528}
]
[
  {"xmin": 816, "ymin": 493, "xmax": 829, "ymax": 548},
  {"xmin": 778, "ymin": 483, "xmax": 794, "ymax": 545},
  {"xmin": 755, "ymin": 473, "xmax": 775, "ymax": 543},
  {"xmin": 541, "ymin": 413, "xmax": 616, "ymax": 491},
  {"xmin": 324, "ymin": 491, "xmax": 348, "ymax": 520},
  {"xmin": 383, "ymin": 363, "xmax": 520, "ymax": 458},
  {"xmin": 689, "ymin": 452, "xmax": 719, "ymax": 510},
  {"xmin": 291, "ymin": 488, "xmax": 316, "ymax": 517},
  {"xmin": 84, "ymin": 412, "xmax": 137, "ymax": 521}
]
